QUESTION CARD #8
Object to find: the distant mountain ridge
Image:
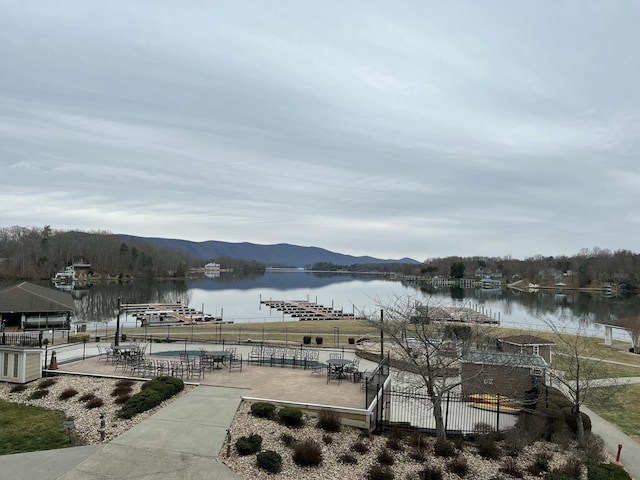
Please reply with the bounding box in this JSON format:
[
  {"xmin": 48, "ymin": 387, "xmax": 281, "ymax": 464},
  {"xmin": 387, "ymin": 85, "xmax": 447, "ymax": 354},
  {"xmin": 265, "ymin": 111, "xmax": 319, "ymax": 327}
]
[{"xmin": 118, "ymin": 235, "xmax": 420, "ymax": 267}]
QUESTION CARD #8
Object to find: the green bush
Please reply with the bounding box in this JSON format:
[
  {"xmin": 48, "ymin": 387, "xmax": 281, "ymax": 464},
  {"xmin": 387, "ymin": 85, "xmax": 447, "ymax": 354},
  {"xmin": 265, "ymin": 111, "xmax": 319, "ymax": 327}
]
[
  {"xmin": 118, "ymin": 388, "xmax": 163, "ymax": 419},
  {"xmin": 587, "ymin": 463, "xmax": 632, "ymax": 480},
  {"xmin": 279, "ymin": 406, "xmax": 303, "ymax": 427},
  {"xmin": 236, "ymin": 433, "xmax": 262, "ymax": 456},
  {"xmin": 140, "ymin": 376, "xmax": 184, "ymax": 400},
  {"xmin": 544, "ymin": 473, "xmax": 576, "ymax": 480},
  {"xmin": 28, "ymin": 389, "xmax": 49, "ymax": 400},
  {"xmin": 561, "ymin": 408, "xmax": 592, "ymax": 433},
  {"xmin": 303, "ymin": 336, "xmax": 312, "ymax": 344},
  {"xmin": 417, "ymin": 465, "xmax": 443, "ymax": 480},
  {"xmin": 251, "ymin": 402, "xmax": 276, "ymax": 419},
  {"xmin": 256, "ymin": 450, "xmax": 282, "ymax": 473}
]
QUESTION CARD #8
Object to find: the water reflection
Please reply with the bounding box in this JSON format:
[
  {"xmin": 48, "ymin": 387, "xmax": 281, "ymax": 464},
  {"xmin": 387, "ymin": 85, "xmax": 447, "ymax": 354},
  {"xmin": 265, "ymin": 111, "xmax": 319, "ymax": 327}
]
[{"xmin": 11, "ymin": 271, "xmax": 637, "ymax": 340}]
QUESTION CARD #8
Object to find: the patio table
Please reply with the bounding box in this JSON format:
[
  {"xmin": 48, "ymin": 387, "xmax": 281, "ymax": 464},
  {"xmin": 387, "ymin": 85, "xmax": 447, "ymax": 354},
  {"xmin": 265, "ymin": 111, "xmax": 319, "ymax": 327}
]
[
  {"xmin": 327, "ymin": 358, "xmax": 352, "ymax": 379},
  {"xmin": 204, "ymin": 350, "xmax": 230, "ymax": 369}
]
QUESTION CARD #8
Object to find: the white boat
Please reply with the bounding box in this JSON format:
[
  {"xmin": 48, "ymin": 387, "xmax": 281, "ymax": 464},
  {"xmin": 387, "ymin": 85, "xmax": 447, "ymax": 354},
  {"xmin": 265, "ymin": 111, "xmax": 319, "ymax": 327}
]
[{"xmin": 52, "ymin": 266, "xmax": 76, "ymax": 283}]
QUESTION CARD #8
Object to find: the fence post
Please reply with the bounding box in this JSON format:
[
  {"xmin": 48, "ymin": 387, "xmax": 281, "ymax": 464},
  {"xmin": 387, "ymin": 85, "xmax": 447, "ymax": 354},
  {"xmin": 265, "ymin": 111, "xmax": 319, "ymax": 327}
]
[
  {"xmin": 444, "ymin": 391, "xmax": 451, "ymax": 433},
  {"xmin": 496, "ymin": 395, "xmax": 500, "ymax": 432}
]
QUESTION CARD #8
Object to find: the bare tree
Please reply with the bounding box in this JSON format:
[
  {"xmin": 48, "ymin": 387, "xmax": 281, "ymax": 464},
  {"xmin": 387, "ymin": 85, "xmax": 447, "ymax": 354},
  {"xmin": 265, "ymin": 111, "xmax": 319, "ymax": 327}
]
[
  {"xmin": 542, "ymin": 314, "xmax": 621, "ymax": 447},
  {"xmin": 364, "ymin": 295, "xmax": 495, "ymax": 444}
]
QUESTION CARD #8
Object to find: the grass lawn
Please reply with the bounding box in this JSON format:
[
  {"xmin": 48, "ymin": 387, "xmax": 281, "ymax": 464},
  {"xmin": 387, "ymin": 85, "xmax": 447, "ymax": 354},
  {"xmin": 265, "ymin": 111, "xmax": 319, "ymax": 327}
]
[
  {"xmin": 0, "ymin": 400, "xmax": 79, "ymax": 454},
  {"xmin": 588, "ymin": 384, "xmax": 640, "ymax": 443}
]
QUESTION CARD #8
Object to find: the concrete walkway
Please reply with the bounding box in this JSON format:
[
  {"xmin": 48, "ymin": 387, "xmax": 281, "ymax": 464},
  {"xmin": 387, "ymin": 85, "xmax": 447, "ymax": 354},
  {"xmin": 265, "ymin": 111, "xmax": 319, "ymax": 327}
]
[{"xmin": 0, "ymin": 385, "xmax": 248, "ymax": 480}]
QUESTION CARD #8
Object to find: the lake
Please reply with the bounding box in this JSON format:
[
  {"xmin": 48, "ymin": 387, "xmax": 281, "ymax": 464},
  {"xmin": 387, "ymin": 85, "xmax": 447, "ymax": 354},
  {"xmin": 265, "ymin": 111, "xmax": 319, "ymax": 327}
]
[{"xmin": 42, "ymin": 271, "xmax": 640, "ymax": 342}]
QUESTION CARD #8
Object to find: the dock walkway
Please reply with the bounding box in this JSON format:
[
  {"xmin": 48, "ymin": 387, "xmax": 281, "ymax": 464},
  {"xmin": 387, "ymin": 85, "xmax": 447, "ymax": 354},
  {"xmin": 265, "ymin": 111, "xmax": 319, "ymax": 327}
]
[{"xmin": 260, "ymin": 299, "xmax": 362, "ymax": 321}]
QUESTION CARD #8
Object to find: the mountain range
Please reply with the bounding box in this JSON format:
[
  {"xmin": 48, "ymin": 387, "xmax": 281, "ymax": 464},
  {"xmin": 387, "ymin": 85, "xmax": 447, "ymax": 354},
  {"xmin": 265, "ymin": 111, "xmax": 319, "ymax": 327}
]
[{"xmin": 119, "ymin": 235, "xmax": 420, "ymax": 267}]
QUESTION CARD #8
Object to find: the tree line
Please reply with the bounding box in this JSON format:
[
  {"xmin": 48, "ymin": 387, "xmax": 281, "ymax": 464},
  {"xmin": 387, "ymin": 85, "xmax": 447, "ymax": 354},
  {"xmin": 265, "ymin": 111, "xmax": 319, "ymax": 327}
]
[
  {"xmin": 315, "ymin": 247, "xmax": 640, "ymax": 294},
  {"xmin": 0, "ymin": 226, "xmax": 200, "ymax": 281}
]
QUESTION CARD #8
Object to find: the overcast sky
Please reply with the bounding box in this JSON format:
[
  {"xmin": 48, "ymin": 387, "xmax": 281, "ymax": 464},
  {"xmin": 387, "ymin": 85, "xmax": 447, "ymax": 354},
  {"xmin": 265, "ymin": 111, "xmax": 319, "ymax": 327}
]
[{"xmin": 1, "ymin": 1, "xmax": 639, "ymax": 262}]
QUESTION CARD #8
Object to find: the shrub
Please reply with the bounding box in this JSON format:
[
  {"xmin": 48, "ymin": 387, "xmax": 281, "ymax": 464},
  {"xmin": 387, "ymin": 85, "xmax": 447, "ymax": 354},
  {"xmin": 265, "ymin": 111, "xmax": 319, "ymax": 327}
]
[
  {"xmin": 111, "ymin": 385, "xmax": 133, "ymax": 397},
  {"xmin": 78, "ymin": 392, "xmax": 97, "ymax": 402},
  {"xmin": 317, "ymin": 410, "xmax": 341, "ymax": 432},
  {"xmin": 256, "ymin": 450, "xmax": 282, "ymax": 474},
  {"xmin": 385, "ymin": 437, "xmax": 403, "ymax": 451},
  {"xmin": 322, "ymin": 434, "xmax": 333, "ymax": 445},
  {"xmin": 376, "ymin": 448, "xmax": 395, "ymax": 465},
  {"xmin": 475, "ymin": 436, "xmax": 502, "ymax": 460},
  {"xmin": 582, "ymin": 433, "xmax": 606, "ymax": 464},
  {"xmin": 116, "ymin": 379, "xmax": 135, "ymax": 386},
  {"xmin": 118, "ymin": 389, "xmax": 163, "ymax": 419},
  {"xmin": 544, "ymin": 472, "xmax": 575, "ymax": 480},
  {"xmin": 367, "ymin": 464, "xmax": 394, "ymax": 480},
  {"xmin": 236, "ymin": 433, "xmax": 263, "ymax": 456},
  {"xmin": 114, "ymin": 394, "xmax": 131, "ymax": 404},
  {"xmin": 279, "ymin": 432, "xmax": 296, "ymax": 447},
  {"xmin": 499, "ymin": 457, "xmax": 523, "ymax": 478},
  {"xmin": 9, "ymin": 384, "xmax": 28, "ymax": 393},
  {"xmin": 279, "ymin": 406, "xmax": 303, "ymax": 427},
  {"xmin": 140, "ymin": 376, "xmax": 184, "ymax": 400},
  {"xmin": 38, "ymin": 378, "xmax": 58, "ymax": 389},
  {"xmin": 587, "ymin": 463, "xmax": 632, "ymax": 480},
  {"xmin": 448, "ymin": 455, "xmax": 470, "ymax": 477},
  {"xmin": 406, "ymin": 432, "xmax": 428, "ymax": 450},
  {"xmin": 292, "ymin": 439, "xmax": 322, "ymax": 466},
  {"xmin": 528, "ymin": 452, "xmax": 551, "ymax": 476},
  {"xmin": 28, "ymin": 389, "xmax": 49, "ymax": 400},
  {"xmin": 338, "ymin": 453, "xmax": 357, "ymax": 464},
  {"xmin": 418, "ymin": 465, "xmax": 443, "ymax": 480},
  {"xmin": 315, "ymin": 336, "xmax": 323, "ymax": 345},
  {"xmin": 85, "ymin": 397, "xmax": 104, "ymax": 409},
  {"xmin": 562, "ymin": 408, "xmax": 592, "ymax": 434},
  {"xmin": 408, "ymin": 448, "xmax": 425, "ymax": 461},
  {"xmin": 552, "ymin": 456, "xmax": 583, "ymax": 480},
  {"xmin": 251, "ymin": 401, "xmax": 276, "ymax": 419},
  {"xmin": 303, "ymin": 336, "xmax": 312, "ymax": 344},
  {"xmin": 433, "ymin": 440, "xmax": 456, "ymax": 458},
  {"xmin": 350, "ymin": 440, "xmax": 369, "ymax": 454},
  {"xmin": 58, "ymin": 388, "xmax": 79, "ymax": 400}
]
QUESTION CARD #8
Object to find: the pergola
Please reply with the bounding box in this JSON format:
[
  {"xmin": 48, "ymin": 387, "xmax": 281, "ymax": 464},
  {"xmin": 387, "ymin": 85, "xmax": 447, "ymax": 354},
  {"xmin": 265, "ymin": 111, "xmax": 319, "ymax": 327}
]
[{"xmin": 597, "ymin": 317, "xmax": 640, "ymax": 351}]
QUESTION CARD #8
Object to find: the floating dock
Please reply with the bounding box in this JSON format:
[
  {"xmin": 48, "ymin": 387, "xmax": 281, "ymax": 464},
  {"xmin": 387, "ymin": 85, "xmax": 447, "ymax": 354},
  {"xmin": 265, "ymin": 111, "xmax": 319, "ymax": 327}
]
[
  {"xmin": 260, "ymin": 299, "xmax": 364, "ymax": 321},
  {"xmin": 120, "ymin": 303, "xmax": 229, "ymax": 326}
]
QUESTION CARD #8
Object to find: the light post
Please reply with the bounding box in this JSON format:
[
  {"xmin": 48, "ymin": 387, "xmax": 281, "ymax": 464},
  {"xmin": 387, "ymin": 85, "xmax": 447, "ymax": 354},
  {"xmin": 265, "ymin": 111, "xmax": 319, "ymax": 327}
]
[{"xmin": 114, "ymin": 297, "xmax": 121, "ymax": 347}]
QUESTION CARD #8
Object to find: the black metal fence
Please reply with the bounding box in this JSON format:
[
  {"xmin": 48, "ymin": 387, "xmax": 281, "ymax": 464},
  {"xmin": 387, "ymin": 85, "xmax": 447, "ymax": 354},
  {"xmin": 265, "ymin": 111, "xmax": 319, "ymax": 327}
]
[
  {"xmin": 380, "ymin": 387, "xmax": 521, "ymax": 436},
  {"xmin": 0, "ymin": 331, "xmax": 43, "ymax": 347}
]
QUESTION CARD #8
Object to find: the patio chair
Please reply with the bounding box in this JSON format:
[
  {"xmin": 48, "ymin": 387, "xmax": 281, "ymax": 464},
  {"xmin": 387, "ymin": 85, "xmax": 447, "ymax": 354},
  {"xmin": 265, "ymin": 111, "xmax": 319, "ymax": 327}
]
[
  {"xmin": 283, "ymin": 348, "xmax": 297, "ymax": 367},
  {"xmin": 326, "ymin": 363, "xmax": 342, "ymax": 384},
  {"xmin": 329, "ymin": 353, "xmax": 343, "ymax": 360},
  {"xmin": 155, "ymin": 359, "xmax": 170, "ymax": 376},
  {"xmin": 262, "ymin": 347, "xmax": 275, "ymax": 366},
  {"xmin": 229, "ymin": 353, "xmax": 243, "ymax": 372},
  {"xmin": 187, "ymin": 358, "xmax": 205, "ymax": 380},
  {"xmin": 249, "ymin": 346, "xmax": 262, "ymax": 363},
  {"xmin": 170, "ymin": 361, "xmax": 186, "ymax": 379}
]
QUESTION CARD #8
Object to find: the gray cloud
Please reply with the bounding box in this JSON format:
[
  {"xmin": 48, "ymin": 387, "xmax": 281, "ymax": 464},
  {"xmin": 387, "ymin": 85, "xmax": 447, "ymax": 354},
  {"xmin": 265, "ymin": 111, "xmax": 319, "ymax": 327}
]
[{"xmin": 1, "ymin": 1, "xmax": 639, "ymax": 261}]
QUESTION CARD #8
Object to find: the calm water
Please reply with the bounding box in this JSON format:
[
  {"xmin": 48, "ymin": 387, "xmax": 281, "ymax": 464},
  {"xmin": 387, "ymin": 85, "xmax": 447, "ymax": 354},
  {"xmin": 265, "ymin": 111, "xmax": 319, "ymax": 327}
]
[{"xmin": 33, "ymin": 271, "xmax": 640, "ymax": 342}]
